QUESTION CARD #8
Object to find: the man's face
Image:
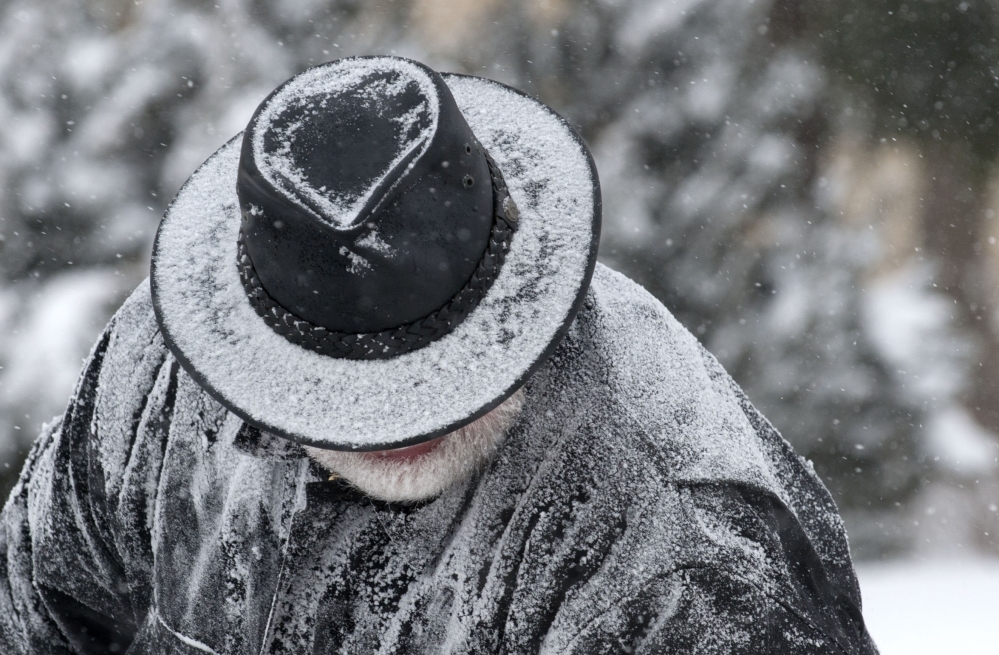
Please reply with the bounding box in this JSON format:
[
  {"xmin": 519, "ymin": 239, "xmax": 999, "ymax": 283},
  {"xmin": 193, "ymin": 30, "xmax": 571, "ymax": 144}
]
[{"xmin": 303, "ymin": 388, "xmax": 524, "ymax": 503}]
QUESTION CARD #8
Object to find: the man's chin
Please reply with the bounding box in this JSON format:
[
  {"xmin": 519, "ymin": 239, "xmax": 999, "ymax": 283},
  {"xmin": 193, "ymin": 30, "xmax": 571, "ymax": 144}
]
[{"xmin": 305, "ymin": 389, "xmax": 525, "ymax": 503}]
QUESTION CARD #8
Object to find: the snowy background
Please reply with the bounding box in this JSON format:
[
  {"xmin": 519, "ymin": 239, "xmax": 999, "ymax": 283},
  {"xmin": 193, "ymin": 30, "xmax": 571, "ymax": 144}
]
[{"xmin": 1, "ymin": 0, "xmax": 997, "ymax": 648}]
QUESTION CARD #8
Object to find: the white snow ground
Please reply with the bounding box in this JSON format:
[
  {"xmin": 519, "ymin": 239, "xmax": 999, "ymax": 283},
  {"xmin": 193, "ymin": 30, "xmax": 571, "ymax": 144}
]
[{"xmin": 857, "ymin": 558, "xmax": 999, "ymax": 654}]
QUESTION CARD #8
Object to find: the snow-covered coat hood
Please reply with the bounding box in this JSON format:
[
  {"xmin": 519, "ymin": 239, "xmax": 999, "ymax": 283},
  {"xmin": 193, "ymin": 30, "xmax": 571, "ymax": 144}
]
[{"xmin": 0, "ymin": 264, "xmax": 876, "ymax": 654}]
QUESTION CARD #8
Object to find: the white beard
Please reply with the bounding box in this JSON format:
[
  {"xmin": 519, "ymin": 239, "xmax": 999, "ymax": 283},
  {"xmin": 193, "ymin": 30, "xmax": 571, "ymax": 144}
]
[{"xmin": 304, "ymin": 388, "xmax": 524, "ymax": 503}]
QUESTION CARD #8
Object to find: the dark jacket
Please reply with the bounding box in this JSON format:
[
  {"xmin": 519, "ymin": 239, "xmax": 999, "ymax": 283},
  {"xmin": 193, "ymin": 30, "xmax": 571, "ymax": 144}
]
[{"xmin": 0, "ymin": 265, "xmax": 877, "ymax": 654}]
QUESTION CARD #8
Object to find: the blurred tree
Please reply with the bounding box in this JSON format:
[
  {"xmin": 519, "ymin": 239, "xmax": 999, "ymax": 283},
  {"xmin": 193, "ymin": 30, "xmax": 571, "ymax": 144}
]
[
  {"xmin": 500, "ymin": 0, "xmax": 930, "ymax": 557},
  {"xmin": 803, "ymin": 0, "xmax": 999, "ymax": 428},
  {"xmin": 801, "ymin": 0, "xmax": 999, "ymax": 556}
]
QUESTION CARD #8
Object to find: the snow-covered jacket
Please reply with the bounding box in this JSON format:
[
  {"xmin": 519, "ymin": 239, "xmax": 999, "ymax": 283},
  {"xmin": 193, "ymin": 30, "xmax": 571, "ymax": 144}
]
[{"xmin": 0, "ymin": 264, "xmax": 877, "ymax": 654}]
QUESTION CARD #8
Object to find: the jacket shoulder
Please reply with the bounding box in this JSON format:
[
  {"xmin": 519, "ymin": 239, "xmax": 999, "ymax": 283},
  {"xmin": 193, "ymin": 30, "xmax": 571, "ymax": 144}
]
[
  {"xmin": 679, "ymin": 483, "xmax": 873, "ymax": 653},
  {"xmin": 548, "ymin": 481, "xmax": 873, "ymax": 654},
  {"xmin": 0, "ymin": 281, "xmax": 176, "ymax": 653},
  {"xmin": 567, "ymin": 266, "xmax": 873, "ymax": 652},
  {"xmin": 102, "ymin": 278, "xmax": 165, "ymax": 363},
  {"xmin": 565, "ymin": 560, "xmax": 863, "ymax": 654},
  {"xmin": 583, "ymin": 265, "xmax": 777, "ymax": 492},
  {"xmin": 70, "ymin": 279, "xmax": 175, "ymax": 504}
]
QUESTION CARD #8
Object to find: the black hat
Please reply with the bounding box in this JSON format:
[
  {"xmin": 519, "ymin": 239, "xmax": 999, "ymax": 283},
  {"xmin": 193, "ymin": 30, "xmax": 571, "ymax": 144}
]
[{"xmin": 151, "ymin": 57, "xmax": 600, "ymax": 450}]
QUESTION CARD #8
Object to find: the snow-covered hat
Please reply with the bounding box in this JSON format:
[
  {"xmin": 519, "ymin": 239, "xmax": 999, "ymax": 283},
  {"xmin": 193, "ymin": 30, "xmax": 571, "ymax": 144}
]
[{"xmin": 151, "ymin": 57, "xmax": 600, "ymax": 450}]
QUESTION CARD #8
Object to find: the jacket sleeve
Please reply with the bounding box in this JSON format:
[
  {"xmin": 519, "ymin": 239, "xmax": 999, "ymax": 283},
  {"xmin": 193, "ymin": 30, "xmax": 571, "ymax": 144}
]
[
  {"xmin": 561, "ymin": 484, "xmax": 879, "ymax": 655},
  {"xmin": 0, "ymin": 282, "xmax": 172, "ymax": 655},
  {"xmin": 564, "ymin": 564, "xmax": 854, "ymax": 654}
]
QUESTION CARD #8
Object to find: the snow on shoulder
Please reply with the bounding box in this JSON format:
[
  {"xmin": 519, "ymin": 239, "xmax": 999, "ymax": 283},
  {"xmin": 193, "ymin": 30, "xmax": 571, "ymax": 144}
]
[{"xmin": 251, "ymin": 58, "xmax": 439, "ymax": 230}]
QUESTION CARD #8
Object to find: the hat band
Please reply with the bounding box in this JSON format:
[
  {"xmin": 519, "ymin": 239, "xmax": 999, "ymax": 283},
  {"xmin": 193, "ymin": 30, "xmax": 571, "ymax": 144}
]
[{"xmin": 236, "ymin": 152, "xmax": 519, "ymax": 360}]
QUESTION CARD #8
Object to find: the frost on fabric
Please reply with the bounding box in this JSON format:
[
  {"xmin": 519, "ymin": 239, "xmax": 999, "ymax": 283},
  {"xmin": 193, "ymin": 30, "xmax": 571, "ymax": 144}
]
[
  {"xmin": 152, "ymin": 75, "xmax": 596, "ymax": 449},
  {"xmin": 0, "ymin": 270, "xmax": 872, "ymax": 653},
  {"xmin": 337, "ymin": 246, "xmax": 371, "ymax": 275},
  {"xmin": 252, "ymin": 58, "xmax": 439, "ymax": 230},
  {"xmin": 354, "ymin": 230, "xmax": 394, "ymax": 256}
]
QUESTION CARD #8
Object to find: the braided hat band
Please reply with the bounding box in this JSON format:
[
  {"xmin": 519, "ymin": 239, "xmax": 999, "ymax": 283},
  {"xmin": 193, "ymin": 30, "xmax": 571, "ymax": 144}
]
[{"xmin": 236, "ymin": 151, "xmax": 520, "ymax": 360}]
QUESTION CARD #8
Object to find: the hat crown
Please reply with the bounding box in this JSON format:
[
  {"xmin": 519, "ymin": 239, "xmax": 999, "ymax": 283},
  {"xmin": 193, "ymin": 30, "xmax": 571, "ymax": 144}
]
[
  {"xmin": 250, "ymin": 60, "xmax": 438, "ymax": 230},
  {"xmin": 236, "ymin": 57, "xmax": 509, "ymax": 352}
]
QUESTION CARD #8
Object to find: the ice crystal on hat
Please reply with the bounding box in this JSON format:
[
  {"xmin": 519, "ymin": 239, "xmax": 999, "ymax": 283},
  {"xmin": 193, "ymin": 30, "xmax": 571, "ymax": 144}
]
[{"xmin": 252, "ymin": 58, "xmax": 439, "ymax": 230}]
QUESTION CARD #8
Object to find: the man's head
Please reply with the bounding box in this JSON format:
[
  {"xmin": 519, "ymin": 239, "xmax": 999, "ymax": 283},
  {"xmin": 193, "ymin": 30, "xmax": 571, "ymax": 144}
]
[
  {"xmin": 235, "ymin": 57, "xmax": 508, "ymax": 346},
  {"xmin": 151, "ymin": 56, "xmax": 599, "ymax": 460}
]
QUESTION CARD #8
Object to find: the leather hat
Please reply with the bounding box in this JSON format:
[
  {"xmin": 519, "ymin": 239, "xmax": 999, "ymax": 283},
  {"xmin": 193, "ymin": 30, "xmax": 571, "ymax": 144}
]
[{"xmin": 151, "ymin": 57, "xmax": 600, "ymax": 450}]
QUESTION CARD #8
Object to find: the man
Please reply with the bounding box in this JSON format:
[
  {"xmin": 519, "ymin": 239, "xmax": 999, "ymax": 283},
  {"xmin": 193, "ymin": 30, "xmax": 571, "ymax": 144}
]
[{"xmin": 0, "ymin": 57, "xmax": 877, "ymax": 653}]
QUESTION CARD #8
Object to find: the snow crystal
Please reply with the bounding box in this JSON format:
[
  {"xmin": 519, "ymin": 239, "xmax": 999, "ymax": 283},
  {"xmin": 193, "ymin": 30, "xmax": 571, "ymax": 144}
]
[
  {"xmin": 252, "ymin": 58, "xmax": 439, "ymax": 230},
  {"xmin": 337, "ymin": 246, "xmax": 371, "ymax": 275},
  {"xmin": 152, "ymin": 73, "xmax": 597, "ymax": 449},
  {"xmin": 354, "ymin": 229, "xmax": 395, "ymax": 256}
]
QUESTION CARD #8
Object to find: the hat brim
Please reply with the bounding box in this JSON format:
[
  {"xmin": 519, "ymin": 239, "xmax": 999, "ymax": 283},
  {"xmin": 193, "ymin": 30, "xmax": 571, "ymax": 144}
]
[{"xmin": 151, "ymin": 73, "xmax": 600, "ymax": 451}]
